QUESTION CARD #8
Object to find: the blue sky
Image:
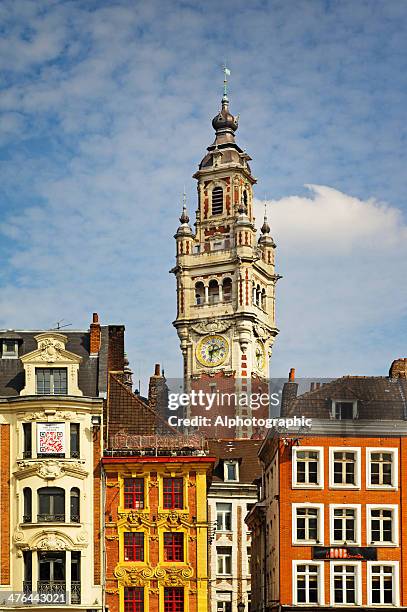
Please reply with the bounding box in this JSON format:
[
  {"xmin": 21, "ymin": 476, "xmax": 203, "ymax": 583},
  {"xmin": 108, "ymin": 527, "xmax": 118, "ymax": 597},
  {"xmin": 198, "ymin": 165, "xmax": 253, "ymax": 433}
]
[{"xmin": 1, "ymin": 0, "xmax": 407, "ymax": 390}]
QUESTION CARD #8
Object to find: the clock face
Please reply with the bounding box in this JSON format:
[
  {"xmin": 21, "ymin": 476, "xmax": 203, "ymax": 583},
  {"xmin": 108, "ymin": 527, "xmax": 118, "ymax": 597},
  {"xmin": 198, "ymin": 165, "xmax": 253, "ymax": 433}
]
[
  {"xmin": 255, "ymin": 340, "xmax": 266, "ymax": 371},
  {"xmin": 196, "ymin": 335, "xmax": 229, "ymax": 367}
]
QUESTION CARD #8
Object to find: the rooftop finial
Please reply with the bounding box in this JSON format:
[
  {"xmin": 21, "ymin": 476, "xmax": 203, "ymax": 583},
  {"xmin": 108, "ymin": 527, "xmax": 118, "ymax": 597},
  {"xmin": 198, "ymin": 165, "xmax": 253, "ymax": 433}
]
[
  {"xmin": 261, "ymin": 201, "xmax": 271, "ymax": 235},
  {"xmin": 223, "ymin": 64, "xmax": 231, "ymax": 103},
  {"xmin": 179, "ymin": 188, "xmax": 190, "ymax": 225}
]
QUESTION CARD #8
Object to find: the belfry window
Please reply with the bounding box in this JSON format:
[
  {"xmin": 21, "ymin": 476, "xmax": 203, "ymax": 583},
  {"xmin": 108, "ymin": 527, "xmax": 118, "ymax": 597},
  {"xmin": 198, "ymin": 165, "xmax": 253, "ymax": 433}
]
[
  {"xmin": 212, "ymin": 187, "xmax": 223, "ymax": 215},
  {"xmin": 195, "ymin": 282, "xmax": 205, "ymax": 306},
  {"xmin": 222, "ymin": 278, "xmax": 232, "ymax": 302},
  {"xmin": 208, "ymin": 280, "xmax": 220, "ymax": 304}
]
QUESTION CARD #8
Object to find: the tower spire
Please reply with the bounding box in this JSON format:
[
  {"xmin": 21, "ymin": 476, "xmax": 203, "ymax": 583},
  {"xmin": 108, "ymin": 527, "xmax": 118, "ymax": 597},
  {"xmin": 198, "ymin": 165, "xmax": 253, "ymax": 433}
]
[{"xmin": 223, "ymin": 64, "xmax": 231, "ymax": 103}]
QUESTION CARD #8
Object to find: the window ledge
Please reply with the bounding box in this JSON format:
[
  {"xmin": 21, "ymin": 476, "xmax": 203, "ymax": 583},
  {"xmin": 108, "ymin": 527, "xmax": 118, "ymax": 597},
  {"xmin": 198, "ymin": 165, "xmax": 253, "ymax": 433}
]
[{"xmin": 20, "ymin": 522, "xmax": 82, "ymax": 528}]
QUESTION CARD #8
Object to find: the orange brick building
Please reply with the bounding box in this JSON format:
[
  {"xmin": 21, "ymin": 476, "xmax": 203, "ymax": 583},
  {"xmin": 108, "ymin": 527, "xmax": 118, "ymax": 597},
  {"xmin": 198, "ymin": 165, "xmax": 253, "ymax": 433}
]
[
  {"xmin": 248, "ymin": 361, "xmax": 407, "ymax": 611},
  {"xmin": 102, "ymin": 437, "xmax": 214, "ymax": 612}
]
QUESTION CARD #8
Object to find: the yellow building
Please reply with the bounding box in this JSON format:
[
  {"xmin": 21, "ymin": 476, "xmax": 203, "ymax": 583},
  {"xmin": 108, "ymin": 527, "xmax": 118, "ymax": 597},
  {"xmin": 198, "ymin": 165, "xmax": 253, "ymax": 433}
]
[{"xmin": 102, "ymin": 434, "xmax": 214, "ymax": 612}]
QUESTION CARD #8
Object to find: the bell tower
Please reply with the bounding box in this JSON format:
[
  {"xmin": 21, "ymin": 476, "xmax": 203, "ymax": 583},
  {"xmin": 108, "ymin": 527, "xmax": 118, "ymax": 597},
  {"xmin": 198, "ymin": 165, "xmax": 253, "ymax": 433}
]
[{"xmin": 171, "ymin": 72, "xmax": 280, "ymax": 437}]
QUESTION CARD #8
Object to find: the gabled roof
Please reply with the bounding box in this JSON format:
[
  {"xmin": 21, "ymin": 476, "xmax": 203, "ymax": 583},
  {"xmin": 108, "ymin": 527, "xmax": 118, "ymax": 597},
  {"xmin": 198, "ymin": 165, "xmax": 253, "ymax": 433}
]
[
  {"xmin": 282, "ymin": 375, "xmax": 407, "ymax": 420},
  {"xmin": 208, "ymin": 439, "xmax": 262, "ymax": 484}
]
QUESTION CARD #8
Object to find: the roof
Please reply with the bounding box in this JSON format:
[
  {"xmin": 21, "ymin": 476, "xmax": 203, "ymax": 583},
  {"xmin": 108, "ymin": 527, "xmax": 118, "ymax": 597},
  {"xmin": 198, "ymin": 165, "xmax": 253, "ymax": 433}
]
[
  {"xmin": 0, "ymin": 330, "xmax": 99, "ymax": 397},
  {"xmin": 208, "ymin": 439, "xmax": 262, "ymax": 484},
  {"xmin": 282, "ymin": 375, "xmax": 407, "ymax": 420}
]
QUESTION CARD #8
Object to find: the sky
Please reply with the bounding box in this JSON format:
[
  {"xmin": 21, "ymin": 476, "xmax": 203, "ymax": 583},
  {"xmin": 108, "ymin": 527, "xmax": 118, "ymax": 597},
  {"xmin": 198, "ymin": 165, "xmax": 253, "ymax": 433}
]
[{"xmin": 0, "ymin": 0, "xmax": 407, "ymax": 391}]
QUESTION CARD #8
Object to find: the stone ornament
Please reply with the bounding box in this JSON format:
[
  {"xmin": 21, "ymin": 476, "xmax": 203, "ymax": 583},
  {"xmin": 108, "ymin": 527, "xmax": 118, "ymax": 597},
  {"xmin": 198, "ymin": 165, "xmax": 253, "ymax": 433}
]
[
  {"xmin": 191, "ymin": 319, "xmax": 232, "ymax": 335},
  {"xmin": 37, "ymin": 338, "xmax": 64, "ymax": 363}
]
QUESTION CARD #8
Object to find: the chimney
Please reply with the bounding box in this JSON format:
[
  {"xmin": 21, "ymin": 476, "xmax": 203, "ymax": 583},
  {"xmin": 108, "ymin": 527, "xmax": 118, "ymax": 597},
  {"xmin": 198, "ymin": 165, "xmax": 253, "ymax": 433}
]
[
  {"xmin": 389, "ymin": 358, "xmax": 407, "ymax": 379},
  {"xmin": 281, "ymin": 368, "xmax": 299, "ymax": 417},
  {"xmin": 310, "ymin": 382, "xmax": 315, "ymax": 392},
  {"xmin": 107, "ymin": 325, "xmax": 125, "ymax": 372},
  {"xmin": 90, "ymin": 312, "xmax": 101, "ymax": 355},
  {"xmin": 148, "ymin": 364, "xmax": 169, "ymax": 421}
]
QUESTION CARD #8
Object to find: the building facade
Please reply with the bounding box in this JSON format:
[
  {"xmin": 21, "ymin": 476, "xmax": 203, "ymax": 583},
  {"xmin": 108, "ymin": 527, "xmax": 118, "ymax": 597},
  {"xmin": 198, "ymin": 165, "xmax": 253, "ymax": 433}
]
[
  {"xmin": 248, "ymin": 362, "xmax": 407, "ymax": 611},
  {"xmin": 102, "ymin": 436, "xmax": 214, "ymax": 612},
  {"xmin": 207, "ymin": 440, "xmax": 261, "ymax": 612},
  {"xmin": 171, "ymin": 74, "xmax": 279, "ymax": 437},
  {"xmin": 0, "ymin": 324, "xmax": 106, "ymax": 611}
]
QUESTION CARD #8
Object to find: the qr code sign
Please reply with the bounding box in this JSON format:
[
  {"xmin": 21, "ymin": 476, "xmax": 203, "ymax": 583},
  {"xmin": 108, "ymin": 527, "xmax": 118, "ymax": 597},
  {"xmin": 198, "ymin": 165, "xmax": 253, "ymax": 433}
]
[{"xmin": 39, "ymin": 430, "xmax": 63, "ymax": 453}]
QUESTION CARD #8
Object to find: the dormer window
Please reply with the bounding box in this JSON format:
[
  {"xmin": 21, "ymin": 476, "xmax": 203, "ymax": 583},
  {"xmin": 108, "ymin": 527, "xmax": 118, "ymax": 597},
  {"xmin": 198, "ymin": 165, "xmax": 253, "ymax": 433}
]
[
  {"xmin": 224, "ymin": 460, "xmax": 239, "ymax": 482},
  {"xmin": 331, "ymin": 400, "xmax": 358, "ymax": 420},
  {"xmin": 212, "ymin": 187, "xmax": 223, "ymax": 215},
  {"xmin": 1, "ymin": 339, "xmax": 18, "ymax": 358},
  {"xmin": 36, "ymin": 368, "xmax": 67, "ymax": 395}
]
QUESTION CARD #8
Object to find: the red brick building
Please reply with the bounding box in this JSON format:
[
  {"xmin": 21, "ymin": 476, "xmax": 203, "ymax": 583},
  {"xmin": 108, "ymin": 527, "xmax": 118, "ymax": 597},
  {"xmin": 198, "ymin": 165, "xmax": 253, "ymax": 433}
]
[{"xmin": 248, "ymin": 361, "xmax": 407, "ymax": 611}]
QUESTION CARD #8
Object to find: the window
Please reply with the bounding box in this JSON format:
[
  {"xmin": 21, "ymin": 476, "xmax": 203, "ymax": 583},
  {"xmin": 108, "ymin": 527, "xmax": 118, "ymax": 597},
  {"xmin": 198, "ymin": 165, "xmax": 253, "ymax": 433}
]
[
  {"xmin": 247, "ymin": 547, "xmax": 251, "ymax": 574},
  {"xmin": 224, "ymin": 460, "xmax": 238, "ymax": 481},
  {"xmin": 164, "ymin": 587, "xmax": 184, "ymax": 612},
  {"xmin": 217, "ymin": 547, "xmax": 232, "ymax": 575},
  {"xmin": 36, "ymin": 368, "xmax": 67, "ymax": 395},
  {"xmin": 163, "ymin": 478, "xmax": 183, "ymax": 509},
  {"xmin": 212, "ymin": 187, "xmax": 223, "ymax": 215},
  {"xmin": 368, "ymin": 563, "xmax": 399, "ymax": 606},
  {"xmin": 23, "ymin": 423, "xmax": 32, "ymax": 459},
  {"xmin": 2, "ymin": 339, "xmax": 18, "ymax": 358},
  {"xmin": 293, "ymin": 562, "xmax": 324, "ymax": 605},
  {"xmin": 292, "ymin": 447, "xmax": 323, "ymax": 488},
  {"xmin": 195, "ymin": 282, "xmax": 205, "ymax": 305},
  {"xmin": 331, "ymin": 563, "xmax": 360, "ymax": 605},
  {"xmin": 329, "ymin": 448, "xmax": 361, "ymax": 488},
  {"xmin": 124, "ymin": 587, "xmax": 144, "ymax": 612},
  {"xmin": 70, "ymin": 424, "xmax": 80, "ymax": 458},
  {"xmin": 124, "ymin": 532, "xmax": 144, "ymax": 561},
  {"xmin": 23, "ymin": 488, "xmax": 32, "ymax": 523},
  {"xmin": 216, "ymin": 503, "xmax": 232, "ymax": 531},
  {"xmin": 293, "ymin": 504, "xmax": 323, "ymax": 544},
  {"xmin": 38, "ymin": 487, "xmax": 65, "ymax": 522},
  {"xmin": 23, "ymin": 551, "xmax": 32, "ymax": 593},
  {"xmin": 124, "ymin": 478, "xmax": 145, "ymax": 509},
  {"xmin": 71, "ymin": 551, "xmax": 81, "ymax": 604},
  {"xmin": 216, "ymin": 593, "xmax": 232, "ymax": 612},
  {"xmin": 164, "ymin": 532, "xmax": 184, "ymax": 562},
  {"xmin": 208, "ymin": 280, "xmax": 220, "ymax": 304},
  {"xmin": 330, "ymin": 505, "xmax": 360, "ymax": 545},
  {"xmin": 367, "ymin": 448, "xmax": 398, "ymax": 489},
  {"xmin": 38, "ymin": 551, "xmax": 66, "ymax": 590},
  {"xmin": 222, "ymin": 278, "xmax": 232, "ymax": 302},
  {"xmin": 70, "ymin": 488, "xmax": 80, "ymax": 523},
  {"xmin": 331, "ymin": 400, "xmax": 357, "ymax": 420},
  {"xmin": 367, "ymin": 505, "xmax": 398, "ymax": 545}
]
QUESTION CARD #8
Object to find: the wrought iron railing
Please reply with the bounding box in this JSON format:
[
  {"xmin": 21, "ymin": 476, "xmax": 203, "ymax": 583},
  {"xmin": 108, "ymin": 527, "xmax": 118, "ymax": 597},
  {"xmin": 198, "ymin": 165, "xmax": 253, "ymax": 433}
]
[
  {"xmin": 37, "ymin": 514, "xmax": 65, "ymax": 522},
  {"xmin": 70, "ymin": 514, "xmax": 80, "ymax": 523},
  {"xmin": 23, "ymin": 514, "xmax": 32, "ymax": 523},
  {"xmin": 37, "ymin": 580, "xmax": 66, "ymax": 597},
  {"xmin": 71, "ymin": 582, "xmax": 81, "ymax": 604},
  {"xmin": 23, "ymin": 581, "xmax": 32, "ymax": 596}
]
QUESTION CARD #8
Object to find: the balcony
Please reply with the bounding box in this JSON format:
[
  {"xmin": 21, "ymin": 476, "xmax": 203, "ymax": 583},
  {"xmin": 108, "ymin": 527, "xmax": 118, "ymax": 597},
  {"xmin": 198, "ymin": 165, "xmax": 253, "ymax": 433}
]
[
  {"xmin": 37, "ymin": 581, "xmax": 66, "ymax": 604},
  {"xmin": 37, "ymin": 514, "xmax": 65, "ymax": 523},
  {"xmin": 71, "ymin": 582, "xmax": 81, "ymax": 604}
]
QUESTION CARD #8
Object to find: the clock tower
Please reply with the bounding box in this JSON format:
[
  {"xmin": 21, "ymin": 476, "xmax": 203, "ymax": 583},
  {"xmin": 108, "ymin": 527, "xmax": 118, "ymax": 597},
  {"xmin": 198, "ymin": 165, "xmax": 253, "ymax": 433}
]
[{"xmin": 171, "ymin": 75, "xmax": 280, "ymax": 437}]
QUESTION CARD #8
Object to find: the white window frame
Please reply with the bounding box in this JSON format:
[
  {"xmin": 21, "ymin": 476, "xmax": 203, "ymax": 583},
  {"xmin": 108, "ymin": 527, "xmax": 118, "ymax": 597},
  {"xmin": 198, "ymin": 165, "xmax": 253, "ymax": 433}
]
[
  {"xmin": 331, "ymin": 399, "xmax": 358, "ymax": 419},
  {"xmin": 292, "ymin": 503, "xmax": 324, "ymax": 545},
  {"xmin": 223, "ymin": 460, "xmax": 239, "ymax": 482},
  {"xmin": 292, "ymin": 446, "xmax": 324, "ymax": 489},
  {"xmin": 330, "ymin": 561, "xmax": 362, "ymax": 606},
  {"xmin": 366, "ymin": 447, "xmax": 398, "ymax": 490},
  {"xmin": 366, "ymin": 504, "xmax": 399, "ymax": 546},
  {"xmin": 292, "ymin": 560, "xmax": 325, "ymax": 606},
  {"xmin": 217, "ymin": 547, "xmax": 232, "ymax": 576},
  {"xmin": 329, "ymin": 504, "xmax": 361, "ymax": 546},
  {"xmin": 216, "ymin": 502, "xmax": 232, "ymax": 532},
  {"xmin": 329, "ymin": 447, "xmax": 361, "ymax": 489},
  {"xmin": 1, "ymin": 339, "xmax": 18, "ymax": 359},
  {"xmin": 367, "ymin": 561, "xmax": 400, "ymax": 607}
]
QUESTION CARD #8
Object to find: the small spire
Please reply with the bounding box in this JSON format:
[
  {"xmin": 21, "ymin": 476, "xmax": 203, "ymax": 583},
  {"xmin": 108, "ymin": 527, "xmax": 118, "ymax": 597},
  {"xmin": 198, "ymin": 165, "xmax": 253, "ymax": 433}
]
[
  {"xmin": 179, "ymin": 189, "xmax": 190, "ymax": 224},
  {"xmin": 261, "ymin": 202, "xmax": 271, "ymax": 234}
]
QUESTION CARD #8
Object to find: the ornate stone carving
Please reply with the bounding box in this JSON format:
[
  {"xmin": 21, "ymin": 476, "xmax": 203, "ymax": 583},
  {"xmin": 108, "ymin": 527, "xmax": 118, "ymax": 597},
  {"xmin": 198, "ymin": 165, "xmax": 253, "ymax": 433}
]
[
  {"xmin": 37, "ymin": 461, "xmax": 63, "ymax": 480},
  {"xmin": 15, "ymin": 460, "xmax": 88, "ymax": 481},
  {"xmin": 76, "ymin": 530, "xmax": 88, "ymax": 544},
  {"xmin": 254, "ymin": 324, "xmax": 271, "ymax": 342},
  {"xmin": 37, "ymin": 338, "xmax": 64, "ymax": 363},
  {"xmin": 106, "ymin": 535, "xmax": 119, "ymax": 541},
  {"xmin": 114, "ymin": 565, "xmax": 193, "ymax": 587},
  {"xmin": 37, "ymin": 535, "xmax": 66, "ymax": 550},
  {"xmin": 190, "ymin": 319, "xmax": 232, "ymax": 335},
  {"xmin": 13, "ymin": 531, "xmax": 25, "ymax": 543}
]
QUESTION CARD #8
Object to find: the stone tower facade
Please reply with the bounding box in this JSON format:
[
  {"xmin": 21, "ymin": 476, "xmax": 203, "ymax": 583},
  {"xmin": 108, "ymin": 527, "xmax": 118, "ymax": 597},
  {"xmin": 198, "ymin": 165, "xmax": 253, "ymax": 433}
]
[{"xmin": 172, "ymin": 80, "xmax": 280, "ymax": 437}]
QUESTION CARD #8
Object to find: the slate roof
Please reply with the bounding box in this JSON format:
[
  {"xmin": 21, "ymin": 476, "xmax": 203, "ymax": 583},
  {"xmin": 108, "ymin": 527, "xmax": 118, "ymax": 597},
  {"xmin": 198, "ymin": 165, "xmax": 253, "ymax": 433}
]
[
  {"xmin": 0, "ymin": 330, "xmax": 99, "ymax": 397},
  {"xmin": 208, "ymin": 439, "xmax": 262, "ymax": 484},
  {"xmin": 282, "ymin": 376, "xmax": 407, "ymax": 420}
]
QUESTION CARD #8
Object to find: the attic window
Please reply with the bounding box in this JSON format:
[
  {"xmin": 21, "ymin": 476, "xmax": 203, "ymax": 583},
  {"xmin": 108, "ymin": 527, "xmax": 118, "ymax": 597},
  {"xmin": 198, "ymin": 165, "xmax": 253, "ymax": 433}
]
[
  {"xmin": 2, "ymin": 339, "xmax": 18, "ymax": 359},
  {"xmin": 224, "ymin": 460, "xmax": 239, "ymax": 482},
  {"xmin": 331, "ymin": 400, "xmax": 358, "ymax": 420},
  {"xmin": 212, "ymin": 187, "xmax": 223, "ymax": 216}
]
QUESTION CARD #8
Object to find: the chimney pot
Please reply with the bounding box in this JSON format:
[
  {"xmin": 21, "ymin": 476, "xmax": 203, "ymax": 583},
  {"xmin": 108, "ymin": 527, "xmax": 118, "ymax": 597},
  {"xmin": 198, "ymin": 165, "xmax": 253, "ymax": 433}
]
[
  {"xmin": 154, "ymin": 363, "xmax": 161, "ymax": 376},
  {"xmin": 289, "ymin": 368, "xmax": 295, "ymax": 382},
  {"xmin": 90, "ymin": 312, "xmax": 101, "ymax": 355},
  {"xmin": 92, "ymin": 312, "xmax": 99, "ymax": 323}
]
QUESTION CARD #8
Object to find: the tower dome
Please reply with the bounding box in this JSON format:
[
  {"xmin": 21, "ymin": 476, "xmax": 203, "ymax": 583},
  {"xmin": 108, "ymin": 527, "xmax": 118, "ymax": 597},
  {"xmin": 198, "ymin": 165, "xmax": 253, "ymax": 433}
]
[{"xmin": 212, "ymin": 97, "xmax": 239, "ymax": 133}]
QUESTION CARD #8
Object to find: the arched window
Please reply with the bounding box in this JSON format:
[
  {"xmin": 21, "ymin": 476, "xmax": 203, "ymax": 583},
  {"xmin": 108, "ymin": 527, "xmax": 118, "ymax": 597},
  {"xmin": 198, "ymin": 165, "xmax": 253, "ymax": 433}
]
[
  {"xmin": 195, "ymin": 282, "xmax": 205, "ymax": 305},
  {"xmin": 261, "ymin": 288, "xmax": 266, "ymax": 310},
  {"xmin": 223, "ymin": 278, "xmax": 232, "ymax": 302},
  {"xmin": 208, "ymin": 280, "xmax": 219, "ymax": 305},
  {"xmin": 252, "ymin": 284, "xmax": 257, "ymax": 305},
  {"xmin": 256, "ymin": 285, "xmax": 261, "ymax": 307},
  {"xmin": 70, "ymin": 488, "xmax": 80, "ymax": 523},
  {"xmin": 38, "ymin": 487, "xmax": 65, "ymax": 522},
  {"xmin": 243, "ymin": 190, "xmax": 248, "ymax": 210},
  {"xmin": 211, "ymin": 187, "xmax": 223, "ymax": 216},
  {"xmin": 23, "ymin": 487, "xmax": 32, "ymax": 523}
]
